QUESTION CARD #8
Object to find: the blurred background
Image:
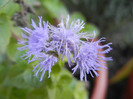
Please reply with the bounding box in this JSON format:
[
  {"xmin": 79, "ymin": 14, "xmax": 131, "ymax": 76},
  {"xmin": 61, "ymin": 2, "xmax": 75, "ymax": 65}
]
[{"xmin": 0, "ymin": 0, "xmax": 133, "ymax": 99}]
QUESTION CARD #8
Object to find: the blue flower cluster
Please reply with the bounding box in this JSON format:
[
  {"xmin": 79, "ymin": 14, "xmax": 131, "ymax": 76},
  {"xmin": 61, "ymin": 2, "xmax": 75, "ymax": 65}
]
[{"xmin": 18, "ymin": 16, "xmax": 112, "ymax": 81}]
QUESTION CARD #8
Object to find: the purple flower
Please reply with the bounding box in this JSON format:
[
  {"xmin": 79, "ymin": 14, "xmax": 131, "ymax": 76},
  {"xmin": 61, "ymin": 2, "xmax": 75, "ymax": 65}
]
[
  {"xmin": 50, "ymin": 16, "xmax": 90, "ymax": 66},
  {"xmin": 33, "ymin": 53, "xmax": 58, "ymax": 81},
  {"xmin": 18, "ymin": 16, "xmax": 58, "ymax": 81},
  {"xmin": 72, "ymin": 37, "xmax": 112, "ymax": 81},
  {"xmin": 18, "ymin": 16, "xmax": 49, "ymax": 63}
]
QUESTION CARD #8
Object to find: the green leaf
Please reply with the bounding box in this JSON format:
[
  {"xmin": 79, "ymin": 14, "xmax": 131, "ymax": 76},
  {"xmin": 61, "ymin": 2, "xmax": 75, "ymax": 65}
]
[
  {"xmin": 47, "ymin": 88, "xmax": 56, "ymax": 99},
  {"xmin": 0, "ymin": 54, "xmax": 4, "ymax": 64},
  {"xmin": 0, "ymin": 65, "xmax": 9, "ymax": 84},
  {"xmin": 58, "ymin": 57, "xmax": 66, "ymax": 68},
  {"xmin": 51, "ymin": 63, "xmax": 61, "ymax": 75},
  {"xmin": 0, "ymin": 85, "xmax": 12, "ymax": 99},
  {"xmin": 23, "ymin": 67, "xmax": 47, "ymax": 88},
  {"xmin": 54, "ymin": 87, "xmax": 62, "ymax": 99},
  {"xmin": 10, "ymin": 23, "xmax": 22, "ymax": 38},
  {"xmin": 73, "ymin": 82, "xmax": 88, "ymax": 99},
  {"xmin": 8, "ymin": 64, "xmax": 28, "ymax": 88},
  {"xmin": 43, "ymin": 14, "xmax": 54, "ymax": 25},
  {"xmin": 0, "ymin": 13, "xmax": 11, "ymax": 54},
  {"xmin": 0, "ymin": 2, "xmax": 20, "ymax": 17},
  {"xmin": 0, "ymin": 0, "xmax": 9, "ymax": 8},
  {"xmin": 70, "ymin": 12, "xmax": 86, "ymax": 22},
  {"xmin": 50, "ymin": 63, "xmax": 62, "ymax": 84},
  {"xmin": 24, "ymin": 0, "xmax": 36, "ymax": 6},
  {"xmin": 10, "ymin": 87, "xmax": 28, "ymax": 99},
  {"xmin": 14, "ymin": 50, "xmax": 27, "ymax": 64},
  {"xmin": 41, "ymin": 0, "xmax": 68, "ymax": 20},
  {"xmin": 7, "ymin": 37, "xmax": 18, "ymax": 62},
  {"xmin": 27, "ymin": 88, "xmax": 48, "ymax": 99},
  {"xmin": 82, "ymin": 23, "xmax": 100, "ymax": 37},
  {"xmin": 23, "ymin": 69, "xmax": 32, "ymax": 84},
  {"xmin": 60, "ymin": 88, "xmax": 73, "ymax": 99},
  {"xmin": 58, "ymin": 75, "xmax": 72, "ymax": 86},
  {"xmin": 0, "ymin": 58, "xmax": 12, "ymax": 85},
  {"xmin": 57, "ymin": 69, "xmax": 73, "ymax": 87}
]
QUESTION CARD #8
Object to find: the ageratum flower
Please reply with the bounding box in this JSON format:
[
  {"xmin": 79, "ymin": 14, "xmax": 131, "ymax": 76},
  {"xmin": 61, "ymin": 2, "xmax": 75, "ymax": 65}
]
[
  {"xmin": 18, "ymin": 16, "xmax": 50, "ymax": 63},
  {"xmin": 72, "ymin": 37, "xmax": 112, "ymax": 81},
  {"xmin": 18, "ymin": 16, "xmax": 58, "ymax": 81},
  {"xmin": 33, "ymin": 53, "xmax": 58, "ymax": 81},
  {"xmin": 50, "ymin": 16, "xmax": 90, "ymax": 66}
]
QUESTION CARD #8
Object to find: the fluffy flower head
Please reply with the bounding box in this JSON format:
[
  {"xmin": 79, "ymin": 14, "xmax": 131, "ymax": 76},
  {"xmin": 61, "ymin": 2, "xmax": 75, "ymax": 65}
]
[
  {"xmin": 18, "ymin": 17, "xmax": 50, "ymax": 62},
  {"xmin": 50, "ymin": 16, "xmax": 90, "ymax": 66},
  {"xmin": 72, "ymin": 37, "xmax": 112, "ymax": 81},
  {"xmin": 18, "ymin": 16, "xmax": 57, "ymax": 81}
]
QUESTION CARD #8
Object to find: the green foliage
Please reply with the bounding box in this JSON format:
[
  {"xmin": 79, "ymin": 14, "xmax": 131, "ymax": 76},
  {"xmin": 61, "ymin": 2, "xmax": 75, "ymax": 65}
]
[
  {"xmin": 0, "ymin": 56, "xmax": 88, "ymax": 99},
  {"xmin": 70, "ymin": 12, "xmax": 86, "ymax": 22},
  {"xmin": 0, "ymin": 2, "xmax": 20, "ymax": 17},
  {"xmin": 0, "ymin": 13, "xmax": 11, "ymax": 54},
  {"xmin": 83, "ymin": 24, "xmax": 100, "ymax": 37},
  {"xmin": 7, "ymin": 37, "xmax": 18, "ymax": 61},
  {"xmin": 0, "ymin": 0, "xmax": 9, "ymax": 8},
  {"xmin": 40, "ymin": 0, "xmax": 68, "ymax": 20},
  {"xmin": 27, "ymin": 88, "xmax": 48, "ymax": 99}
]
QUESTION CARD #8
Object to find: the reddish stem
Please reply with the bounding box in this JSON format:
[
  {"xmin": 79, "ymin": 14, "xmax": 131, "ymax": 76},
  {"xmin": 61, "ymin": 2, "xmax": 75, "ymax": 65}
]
[{"xmin": 91, "ymin": 39, "xmax": 108, "ymax": 99}]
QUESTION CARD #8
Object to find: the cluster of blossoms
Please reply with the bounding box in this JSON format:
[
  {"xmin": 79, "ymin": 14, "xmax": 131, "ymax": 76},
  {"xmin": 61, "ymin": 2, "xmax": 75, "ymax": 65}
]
[{"xmin": 18, "ymin": 16, "xmax": 112, "ymax": 81}]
